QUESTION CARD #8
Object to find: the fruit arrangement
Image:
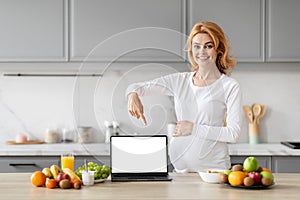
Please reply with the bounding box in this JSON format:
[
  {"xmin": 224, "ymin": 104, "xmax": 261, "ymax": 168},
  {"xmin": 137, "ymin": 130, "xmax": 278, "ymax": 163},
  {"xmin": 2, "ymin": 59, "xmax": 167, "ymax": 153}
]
[
  {"xmin": 75, "ymin": 162, "xmax": 111, "ymax": 180},
  {"xmin": 31, "ymin": 165, "xmax": 82, "ymax": 189},
  {"xmin": 31, "ymin": 162, "xmax": 111, "ymax": 189},
  {"xmin": 219, "ymin": 156, "xmax": 274, "ymax": 188}
]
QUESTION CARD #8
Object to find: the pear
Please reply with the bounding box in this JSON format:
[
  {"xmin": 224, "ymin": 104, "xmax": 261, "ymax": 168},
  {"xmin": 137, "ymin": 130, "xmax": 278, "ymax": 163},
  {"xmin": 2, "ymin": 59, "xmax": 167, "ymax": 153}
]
[{"xmin": 42, "ymin": 168, "xmax": 53, "ymax": 178}]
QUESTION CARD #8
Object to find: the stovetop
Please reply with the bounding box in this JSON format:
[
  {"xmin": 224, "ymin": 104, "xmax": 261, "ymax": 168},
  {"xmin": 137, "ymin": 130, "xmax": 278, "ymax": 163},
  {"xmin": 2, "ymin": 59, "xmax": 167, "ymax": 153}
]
[{"xmin": 281, "ymin": 142, "xmax": 300, "ymax": 149}]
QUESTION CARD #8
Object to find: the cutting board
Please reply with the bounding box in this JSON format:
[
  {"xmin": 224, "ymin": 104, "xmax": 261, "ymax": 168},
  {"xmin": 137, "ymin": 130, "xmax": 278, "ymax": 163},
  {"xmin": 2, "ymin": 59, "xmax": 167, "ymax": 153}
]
[{"xmin": 5, "ymin": 140, "xmax": 44, "ymax": 145}]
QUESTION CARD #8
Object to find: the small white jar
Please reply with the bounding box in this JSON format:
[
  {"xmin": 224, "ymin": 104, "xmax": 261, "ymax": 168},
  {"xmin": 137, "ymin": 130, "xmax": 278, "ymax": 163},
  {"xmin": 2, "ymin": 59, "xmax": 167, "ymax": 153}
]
[
  {"xmin": 78, "ymin": 127, "xmax": 93, "ymax": 143},
  {"xmin": 44, "ymin": 129, "xmax": 59, "ymax": 143},
  {"xmin": 82, "ymin": 171, "xmax": 95, "ymax": 186}
]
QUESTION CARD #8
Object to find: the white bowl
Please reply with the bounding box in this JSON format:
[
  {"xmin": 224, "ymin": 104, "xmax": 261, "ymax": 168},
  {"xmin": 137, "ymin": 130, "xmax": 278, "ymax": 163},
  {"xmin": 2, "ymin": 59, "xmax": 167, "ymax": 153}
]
[{"xmin": 198, "ymin": 169, "xmax": 224, "ymax": 184}]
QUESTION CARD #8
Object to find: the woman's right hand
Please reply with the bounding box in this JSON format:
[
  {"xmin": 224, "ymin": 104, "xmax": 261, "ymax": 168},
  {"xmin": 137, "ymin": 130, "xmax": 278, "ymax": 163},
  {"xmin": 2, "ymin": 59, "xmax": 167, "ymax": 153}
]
[{"xmin": 127, "ymin": 93, "xmax": 147, "ymax": 125}]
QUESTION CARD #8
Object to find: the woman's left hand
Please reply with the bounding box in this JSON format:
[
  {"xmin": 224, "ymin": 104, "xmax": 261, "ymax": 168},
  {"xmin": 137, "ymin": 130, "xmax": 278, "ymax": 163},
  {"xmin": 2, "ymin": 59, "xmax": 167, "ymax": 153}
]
[{"xmin": 173, "ymin": 120, "xmax": 194, "ymax": 137}]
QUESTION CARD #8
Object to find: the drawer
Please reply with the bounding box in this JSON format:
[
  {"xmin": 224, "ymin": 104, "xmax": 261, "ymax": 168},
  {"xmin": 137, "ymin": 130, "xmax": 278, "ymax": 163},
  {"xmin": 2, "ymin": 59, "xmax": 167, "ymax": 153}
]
[
  {"xmin": 272, "ymin": 156, "xmax": 300, "ymax": 173},
  {"xmin": 0, "ymin": 156, "xmax": 59, "ymax": 173}
]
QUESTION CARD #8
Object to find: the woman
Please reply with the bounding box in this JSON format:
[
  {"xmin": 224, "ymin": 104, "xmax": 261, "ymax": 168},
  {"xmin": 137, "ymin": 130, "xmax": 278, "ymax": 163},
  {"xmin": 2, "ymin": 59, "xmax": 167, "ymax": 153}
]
[{"xmin": 126, "ymin": 21, "xmax": 242, "ymax": 172}]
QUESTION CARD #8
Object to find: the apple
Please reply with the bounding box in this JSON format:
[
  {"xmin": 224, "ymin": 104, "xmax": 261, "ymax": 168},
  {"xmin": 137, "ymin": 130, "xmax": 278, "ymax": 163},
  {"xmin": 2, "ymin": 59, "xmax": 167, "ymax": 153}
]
[
  {"xmin": 62, "ymin": 173, "xmax": 71, "ymax": 181},
  {"xmin": 224, "ymin": 169, "xmax": 231, "ymax": 176},
  {"xmin": 56, "ymin": 173, "xmax": 71, "ymax": 183},
  {"xmin": 243, "ymin": 156, "xmax": 259, "ymax": 172},
  {"xmin": 260, "ymin": 171, "xmax": 274, "ymax": 181},
  {"xmin": 248, "ymin": 171, "xmax": 261, "ymax": 185}
]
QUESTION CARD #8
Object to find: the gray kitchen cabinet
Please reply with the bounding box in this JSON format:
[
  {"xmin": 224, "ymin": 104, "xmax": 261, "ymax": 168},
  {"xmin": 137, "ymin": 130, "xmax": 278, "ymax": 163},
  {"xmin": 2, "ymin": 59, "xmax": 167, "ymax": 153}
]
[
  {"xmin": 188, "ymin": 0, "xmax": 264, "ymax": 62},
  {"xmin": 0, "ymin": 155, "xmax": 109, "ymax": 173},
  {"xmin": 0, "ymin": 156, "xmax": 59, "ymax": 173},
  {"xmin": 0, "ymin": 0, "xmax": 67, "ymax": 61},
  {"xmin": 70, "ymin": 0, "xmax": 185, "ymax": 62},
  {"xmin": 266, "ymin": 0, "xmax": 300, "ymax": 61},
  {"xmin": 230, "ymin": 156, "xmax": 272, "ymax": 169},
  {"xmin": 272, "ymin": 156, "xmax": 300, "ymax": 173}
]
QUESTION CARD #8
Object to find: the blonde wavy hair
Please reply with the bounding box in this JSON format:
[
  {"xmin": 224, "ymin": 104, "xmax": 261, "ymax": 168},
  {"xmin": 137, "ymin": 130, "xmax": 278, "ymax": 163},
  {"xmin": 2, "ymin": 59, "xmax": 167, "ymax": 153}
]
[{"xmin": 187, "ymin": 21, "xmax": 237, "ymax": 75}]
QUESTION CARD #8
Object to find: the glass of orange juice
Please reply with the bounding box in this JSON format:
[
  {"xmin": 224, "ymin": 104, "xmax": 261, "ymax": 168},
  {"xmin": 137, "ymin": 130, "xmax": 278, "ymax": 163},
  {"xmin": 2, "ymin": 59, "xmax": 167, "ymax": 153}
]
[{"xmin": 61, "ymin": 153, "xmax": 74, "ymax": 171}]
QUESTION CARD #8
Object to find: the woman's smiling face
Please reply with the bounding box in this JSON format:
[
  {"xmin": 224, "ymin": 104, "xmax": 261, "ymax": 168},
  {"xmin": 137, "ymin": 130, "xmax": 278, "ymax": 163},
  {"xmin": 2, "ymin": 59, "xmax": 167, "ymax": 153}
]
[{"xmin": 192, "ymin": 33, "xmax": 217, "ymax": 66}]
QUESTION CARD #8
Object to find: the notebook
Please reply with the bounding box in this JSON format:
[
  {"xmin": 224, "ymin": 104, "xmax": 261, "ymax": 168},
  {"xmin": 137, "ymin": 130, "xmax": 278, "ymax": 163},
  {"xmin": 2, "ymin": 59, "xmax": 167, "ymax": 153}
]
[{"xmin": 110, "ymin": 135, "xmax": 172, "ymax": 182}]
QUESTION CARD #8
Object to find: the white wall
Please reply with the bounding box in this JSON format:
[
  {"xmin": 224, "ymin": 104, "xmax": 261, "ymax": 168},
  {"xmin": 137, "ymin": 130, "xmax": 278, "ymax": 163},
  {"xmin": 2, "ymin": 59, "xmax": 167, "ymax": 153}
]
[
  {"xmin": 0, "ymin": 62, "xmax": 300, "ymax": 143},
  {"xmin": 233, "ymin": 62, "xmax": 300, "ymax": 143}
]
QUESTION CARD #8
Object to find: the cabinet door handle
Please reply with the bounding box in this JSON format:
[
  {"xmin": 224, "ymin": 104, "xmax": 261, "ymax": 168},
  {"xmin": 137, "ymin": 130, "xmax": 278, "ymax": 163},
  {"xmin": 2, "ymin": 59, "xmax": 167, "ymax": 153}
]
[{"xmin": 9, "ymin": 163, "xmax": 37, "ymax": 166}]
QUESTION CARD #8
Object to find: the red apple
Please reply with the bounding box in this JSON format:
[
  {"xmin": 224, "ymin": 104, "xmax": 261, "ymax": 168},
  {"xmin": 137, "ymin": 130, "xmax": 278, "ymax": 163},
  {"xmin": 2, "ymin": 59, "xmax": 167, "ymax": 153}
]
[
  {"xmin": 62, "ymin": 173, "xmax": 71, "ymax": 181},
  {"xmin": 248, "ymin": 171, "xmax": 261, "ymax": 185},
  {"xmin": 56, "ymin": 173, "xmax": 71, "ymax": 183}
]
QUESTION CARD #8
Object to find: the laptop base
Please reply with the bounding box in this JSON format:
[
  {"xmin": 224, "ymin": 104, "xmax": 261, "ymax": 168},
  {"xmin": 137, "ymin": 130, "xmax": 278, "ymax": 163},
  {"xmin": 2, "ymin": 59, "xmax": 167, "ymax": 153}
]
[{"xmin": 111, "ymin": 175, "xmax": 172, "ymax": 182}]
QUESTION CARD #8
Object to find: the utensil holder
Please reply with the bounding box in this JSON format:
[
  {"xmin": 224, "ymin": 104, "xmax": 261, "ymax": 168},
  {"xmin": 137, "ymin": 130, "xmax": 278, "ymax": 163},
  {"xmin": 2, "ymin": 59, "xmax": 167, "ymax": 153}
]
[{"xmin": 248, "ymin": 123, "xmax": 259, "ymax": 144}]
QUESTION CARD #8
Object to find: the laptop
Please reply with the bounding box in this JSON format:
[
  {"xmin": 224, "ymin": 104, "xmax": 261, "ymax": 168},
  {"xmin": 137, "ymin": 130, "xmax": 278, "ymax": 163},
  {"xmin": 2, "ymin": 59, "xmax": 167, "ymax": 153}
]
[{"xmin": 110, "ymin": 135, "xmax": 172, "ymax": 182}]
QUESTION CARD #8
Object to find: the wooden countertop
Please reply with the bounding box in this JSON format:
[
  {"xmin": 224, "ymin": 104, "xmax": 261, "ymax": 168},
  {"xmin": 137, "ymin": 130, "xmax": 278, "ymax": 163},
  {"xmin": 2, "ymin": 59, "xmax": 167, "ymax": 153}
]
[{"xmin": 0, "ymin": 173, "xmax": 299, "ymax": 200}]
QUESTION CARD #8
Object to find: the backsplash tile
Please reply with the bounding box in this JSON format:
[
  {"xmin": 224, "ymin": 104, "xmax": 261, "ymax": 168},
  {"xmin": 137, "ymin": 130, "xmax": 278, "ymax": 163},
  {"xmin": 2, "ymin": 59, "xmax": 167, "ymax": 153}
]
[{"xmin": 0, "ymin": 62, "xmax": 300, "ymax": 144}]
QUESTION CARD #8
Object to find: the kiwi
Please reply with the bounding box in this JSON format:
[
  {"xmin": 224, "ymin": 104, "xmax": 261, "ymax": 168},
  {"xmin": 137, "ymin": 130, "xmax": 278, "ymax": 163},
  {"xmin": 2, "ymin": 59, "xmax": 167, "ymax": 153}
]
[
  {"xmin": 243, "ymin": 177, "xmax": 254, "ymax": 187},
  {"xmin": 261, "ymin": 177, "xmax": 273, "ymax": 186},
  {"xmin": 59, "ymin": 179, "xmax": 71, "ymax": 189},
  {"xmin": 73, "ymin": 182, "xmax": 82, "ymax": 190},
  {"xmin": 219, "ymin": 173, "xmax": 228, "ymax": 184},
  {"xmin": 231, "ymin": 164, "xmax": 243, "ymax": 172}
]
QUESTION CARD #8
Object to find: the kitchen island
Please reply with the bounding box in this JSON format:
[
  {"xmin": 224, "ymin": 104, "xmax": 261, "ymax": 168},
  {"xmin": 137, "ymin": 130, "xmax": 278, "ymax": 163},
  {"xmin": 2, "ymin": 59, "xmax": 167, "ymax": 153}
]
[{"xmin": 0, "ymin": 173, "xmax": 299, "ymax": 200}]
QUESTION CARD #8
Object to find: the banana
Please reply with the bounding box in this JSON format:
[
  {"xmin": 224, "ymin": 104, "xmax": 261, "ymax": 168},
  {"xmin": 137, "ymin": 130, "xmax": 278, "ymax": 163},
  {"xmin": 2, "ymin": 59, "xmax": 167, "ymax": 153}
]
[
  {"xmin": 62, "ymin": 168, "xmax": 81, "ymax": 181},
  {"xmin": 42, "ymin": 167, "xmax": 53, "ymax": 178},
  {"xmin": 50, "ymin": 165, "xmax": 61, "ymax": 180}
]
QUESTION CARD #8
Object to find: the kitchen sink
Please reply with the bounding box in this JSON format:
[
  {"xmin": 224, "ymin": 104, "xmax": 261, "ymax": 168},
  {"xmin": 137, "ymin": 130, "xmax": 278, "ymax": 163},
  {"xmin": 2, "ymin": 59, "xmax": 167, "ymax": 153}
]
[{"xmin": 281, "ymin": 141, "xmax": 300, "ymax": 149}]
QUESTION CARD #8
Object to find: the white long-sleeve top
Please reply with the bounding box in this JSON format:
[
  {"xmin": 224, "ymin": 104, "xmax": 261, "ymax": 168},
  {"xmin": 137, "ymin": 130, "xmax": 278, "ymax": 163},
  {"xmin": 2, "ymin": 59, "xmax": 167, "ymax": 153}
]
[{"xmin": 126, "ymin": 71, "xmax": 242, "ymax": 172}]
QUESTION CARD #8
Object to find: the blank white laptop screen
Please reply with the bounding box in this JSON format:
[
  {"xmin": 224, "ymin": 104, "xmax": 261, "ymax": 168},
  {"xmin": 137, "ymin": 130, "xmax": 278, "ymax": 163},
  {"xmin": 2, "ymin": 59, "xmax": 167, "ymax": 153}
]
[{"xmin": 111, "ymin": 136, "xmax": 168, "ymax": 173}]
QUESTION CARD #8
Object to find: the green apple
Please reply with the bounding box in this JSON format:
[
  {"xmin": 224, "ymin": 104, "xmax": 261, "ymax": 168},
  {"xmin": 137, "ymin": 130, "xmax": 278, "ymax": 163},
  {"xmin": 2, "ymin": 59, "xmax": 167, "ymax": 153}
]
[
  {"xmin": 243, "ymin": 156, "xmax": 259, "ymax": 172},
  {"xmin": 223, "ymin": 169, "xmax": 231, "ymax": 175},
  {"xmin": 260, "ymin": 171, "xmax": 274, "ymax": 181}
]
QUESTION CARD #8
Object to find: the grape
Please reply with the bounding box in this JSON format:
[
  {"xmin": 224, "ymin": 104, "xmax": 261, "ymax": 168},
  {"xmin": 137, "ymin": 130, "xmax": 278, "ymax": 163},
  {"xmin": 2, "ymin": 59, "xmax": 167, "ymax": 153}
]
[{"xmin": 75, "ymin": 162, "xmax": 111, "ymax": 180}]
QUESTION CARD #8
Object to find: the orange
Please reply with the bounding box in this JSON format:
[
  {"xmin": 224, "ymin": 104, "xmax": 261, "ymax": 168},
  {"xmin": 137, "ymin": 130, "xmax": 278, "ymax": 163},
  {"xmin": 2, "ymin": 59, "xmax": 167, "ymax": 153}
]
[
  {"xmin": 262, "ymin": 168, "xmax": 272, "ymax": 174},
  {"xmin": 31, "ymin": 171, "xmax": 46, "ymax": 187},
  {"xmin": 46, "ymin": 179, "xmax": 57, "ymax": 189},
  {"xmin": 228, "ymin": 171, "xmax": 246, "ymax": 186}
]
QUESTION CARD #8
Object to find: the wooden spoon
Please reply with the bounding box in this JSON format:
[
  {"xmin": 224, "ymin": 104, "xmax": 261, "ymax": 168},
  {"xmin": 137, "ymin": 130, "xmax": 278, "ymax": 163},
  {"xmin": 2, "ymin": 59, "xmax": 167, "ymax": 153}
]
[
  {"xmin": 257, "ymin": 105, "xmax": 266, "ymax": 124},
  {"xmin": 243, "ymin": 106, "xmax": 253, "ymax": 123},
  {"xmin": 252, "ymin": 104, "xmax": 262, "ymax": 124}
]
